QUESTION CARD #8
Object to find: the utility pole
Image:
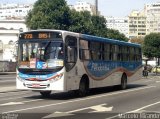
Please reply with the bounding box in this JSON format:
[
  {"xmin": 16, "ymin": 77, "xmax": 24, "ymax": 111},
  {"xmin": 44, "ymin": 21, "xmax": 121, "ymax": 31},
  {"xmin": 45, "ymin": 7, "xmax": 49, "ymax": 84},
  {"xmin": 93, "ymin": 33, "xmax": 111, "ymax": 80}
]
[{"xmin": 95, "ymin": 0, "xmax": 98, "ymax": 15}]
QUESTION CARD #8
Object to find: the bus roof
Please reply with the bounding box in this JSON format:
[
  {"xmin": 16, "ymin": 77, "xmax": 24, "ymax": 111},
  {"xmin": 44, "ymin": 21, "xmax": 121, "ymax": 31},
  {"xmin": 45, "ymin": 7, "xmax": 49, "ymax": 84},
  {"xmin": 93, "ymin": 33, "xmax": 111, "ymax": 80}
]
[
  {"xmin": 80, "ymin": 34, "xmax": 141, "ymax": 48},
  {"xmin": 20, "ymin": 29, "xmax": 141, "ymax": 48},
  {"xmin": 20, "ymin": 29, "xmax": 79, "ymax": 36}
]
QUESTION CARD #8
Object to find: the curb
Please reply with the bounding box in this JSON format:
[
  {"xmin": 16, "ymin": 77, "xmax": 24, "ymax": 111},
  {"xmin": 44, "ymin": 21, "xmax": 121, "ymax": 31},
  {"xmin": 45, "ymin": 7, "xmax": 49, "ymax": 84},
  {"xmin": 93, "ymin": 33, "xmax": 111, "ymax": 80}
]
[{"xmin": 0, "ymin": 72, "xmax": 16, "ymax": 75}]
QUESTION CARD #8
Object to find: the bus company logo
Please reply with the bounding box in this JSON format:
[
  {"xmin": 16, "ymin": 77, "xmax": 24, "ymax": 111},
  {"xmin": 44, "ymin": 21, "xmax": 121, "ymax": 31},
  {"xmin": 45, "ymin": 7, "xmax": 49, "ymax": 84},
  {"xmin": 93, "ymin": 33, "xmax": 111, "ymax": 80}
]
[
  {"xmin": 90, "ymin": 62, "xmax": 109, "ymax": 72},
  {"xmin": 84, "ymin": 61, "xmax": 111, "ymax": 78}
]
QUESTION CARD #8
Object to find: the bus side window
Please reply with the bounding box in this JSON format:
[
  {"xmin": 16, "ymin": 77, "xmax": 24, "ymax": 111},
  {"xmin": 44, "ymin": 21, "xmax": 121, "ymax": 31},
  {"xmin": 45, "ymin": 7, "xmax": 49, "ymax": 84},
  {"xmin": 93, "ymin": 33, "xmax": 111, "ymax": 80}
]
[{"xmin": 67, "ymin": 46, "xmax": 75, "ymax": 62}]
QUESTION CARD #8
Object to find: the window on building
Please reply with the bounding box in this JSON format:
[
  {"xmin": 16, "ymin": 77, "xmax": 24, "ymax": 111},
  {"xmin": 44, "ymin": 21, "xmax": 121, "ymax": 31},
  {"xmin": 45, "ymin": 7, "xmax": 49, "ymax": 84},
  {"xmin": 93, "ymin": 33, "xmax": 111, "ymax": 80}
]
[{"xmin": 8, "ymin": 40, "xmax": 14, "ymax": 45}]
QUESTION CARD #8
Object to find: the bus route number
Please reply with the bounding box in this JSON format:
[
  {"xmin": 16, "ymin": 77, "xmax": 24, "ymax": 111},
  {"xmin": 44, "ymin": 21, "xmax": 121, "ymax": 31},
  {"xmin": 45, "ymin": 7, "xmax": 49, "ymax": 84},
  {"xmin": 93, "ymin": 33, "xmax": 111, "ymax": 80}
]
[{"xmin": 24, "ymin": 34, "xmax": 33, "ymax": 39}]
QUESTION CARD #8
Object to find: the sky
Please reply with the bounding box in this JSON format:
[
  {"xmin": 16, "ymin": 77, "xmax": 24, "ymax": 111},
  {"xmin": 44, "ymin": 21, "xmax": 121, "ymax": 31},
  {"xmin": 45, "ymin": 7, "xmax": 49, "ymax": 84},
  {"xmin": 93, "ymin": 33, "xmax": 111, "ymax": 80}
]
[{"xmin": 1, "ymin": 0, "xmax": 160, "ymax": 17}]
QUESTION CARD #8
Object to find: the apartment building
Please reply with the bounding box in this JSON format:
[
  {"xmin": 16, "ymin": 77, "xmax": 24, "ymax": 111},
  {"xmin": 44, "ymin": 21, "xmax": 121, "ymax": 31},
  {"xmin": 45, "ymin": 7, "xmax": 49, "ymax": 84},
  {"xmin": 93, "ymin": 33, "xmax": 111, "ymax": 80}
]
[
  {"xmin": 128, "ymin": 10, "xmax": 146, "ymax": 39},
  {"xmin": 70, "ymin": 1, "xmax": 99, "ymax": 15},
  {"xmin": 105, "ymin": 16, "xmax": 129, "ymax": 38},
  {"xmin": 145, "ymin": 2, "xmax": 160, "ymax": 34},
  {"xmin": 0, "ymin": 3, "xmax": 33, "ymax": 19}
]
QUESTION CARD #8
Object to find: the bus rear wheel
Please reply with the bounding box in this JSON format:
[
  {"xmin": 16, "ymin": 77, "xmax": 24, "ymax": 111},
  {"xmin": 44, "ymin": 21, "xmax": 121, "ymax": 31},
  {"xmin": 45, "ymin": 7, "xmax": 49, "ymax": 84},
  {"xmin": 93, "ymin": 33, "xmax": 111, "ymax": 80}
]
[
  {"xmin": 40, "ymin": 91, "xmax": 51, "ymax": 97},
  {"xmin": 120, "ymin": 74, "xmax": 127, "ymax": 90}
]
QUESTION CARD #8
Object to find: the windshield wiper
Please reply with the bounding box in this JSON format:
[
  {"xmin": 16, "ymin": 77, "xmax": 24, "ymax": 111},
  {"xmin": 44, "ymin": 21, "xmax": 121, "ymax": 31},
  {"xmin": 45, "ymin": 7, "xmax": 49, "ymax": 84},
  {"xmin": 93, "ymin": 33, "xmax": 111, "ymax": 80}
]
[{"xmin": 44, "ymin": 41, "xmax": 51, "ymax": 51}]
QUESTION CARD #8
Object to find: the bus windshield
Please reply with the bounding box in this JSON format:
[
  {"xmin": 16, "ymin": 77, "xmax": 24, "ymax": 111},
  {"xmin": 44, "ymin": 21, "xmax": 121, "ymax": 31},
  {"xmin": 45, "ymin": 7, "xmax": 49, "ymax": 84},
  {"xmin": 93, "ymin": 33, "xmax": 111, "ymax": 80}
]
[{"xmin": 18, "ymin": 41, "xmax": 64, "ymax": 69}]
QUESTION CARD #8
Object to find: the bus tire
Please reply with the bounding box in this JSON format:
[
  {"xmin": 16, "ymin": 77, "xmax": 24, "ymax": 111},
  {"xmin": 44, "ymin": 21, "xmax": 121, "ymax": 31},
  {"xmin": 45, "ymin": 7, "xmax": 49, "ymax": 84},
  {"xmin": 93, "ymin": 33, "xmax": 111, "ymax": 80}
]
[
  {"xmin": 120, "ymin": 74, "xmax": 127, "ymax": 90},
  {"xmin": 78, "ymin": 76, "xmax": 89, "ymax": 97},
  {"xmin": 40, "ymin": 91, "xmax": 51, "ymax": 97}
]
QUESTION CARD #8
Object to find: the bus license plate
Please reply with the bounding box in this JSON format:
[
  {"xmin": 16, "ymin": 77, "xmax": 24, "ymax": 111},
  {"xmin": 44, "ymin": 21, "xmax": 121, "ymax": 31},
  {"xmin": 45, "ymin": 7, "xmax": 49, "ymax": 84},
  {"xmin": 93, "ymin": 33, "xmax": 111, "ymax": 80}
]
[{"xmin": 32, "ymin": 84, "xmax": 40, "ymax": 87}]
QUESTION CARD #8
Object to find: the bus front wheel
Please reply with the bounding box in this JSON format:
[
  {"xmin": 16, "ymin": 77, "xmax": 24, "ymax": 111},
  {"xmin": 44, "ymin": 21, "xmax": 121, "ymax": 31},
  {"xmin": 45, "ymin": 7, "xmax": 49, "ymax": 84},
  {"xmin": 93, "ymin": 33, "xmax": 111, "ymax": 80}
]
[
  {"xmin": 78, "ymin": 77, "xmax": 89, "ymax": 97},
  {"xmin": 40, "ymin": 91, "xmax": 51, "ymax": 97}
]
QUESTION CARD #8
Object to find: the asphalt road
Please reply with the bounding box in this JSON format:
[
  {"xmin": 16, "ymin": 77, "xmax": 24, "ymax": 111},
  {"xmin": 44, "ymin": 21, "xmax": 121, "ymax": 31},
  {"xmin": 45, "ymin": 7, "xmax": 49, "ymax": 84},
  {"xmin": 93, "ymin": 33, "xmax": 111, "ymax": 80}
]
[
  {"xmin": 0, "ymin": 74, "xmax": 160, "ymax": 119},
  {"xmin": 0, "ymin": 75, "xmax": 16, "ymax": 86}
]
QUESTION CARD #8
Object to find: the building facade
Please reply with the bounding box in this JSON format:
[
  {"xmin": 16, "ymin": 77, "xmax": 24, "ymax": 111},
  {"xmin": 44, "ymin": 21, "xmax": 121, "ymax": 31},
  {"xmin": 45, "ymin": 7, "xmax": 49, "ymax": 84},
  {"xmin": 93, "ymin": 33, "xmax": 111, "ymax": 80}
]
[
  {"xmin": 105, "ymin": 16, "xmax": 129, "ymax": 38},
  {"xmin": 0, "ymin": 20, "xmax": 28, "ymax": 62},
  {"xmin": 128, "ymin": 10, "xmax": 146, "ymax": 39},
  {"xmin": 145, "ymin": 2, "xmax": 160, "ymax": 34},
  {"xmin": 0, "ymin": 3, "xmax": 33, "ymax": 20},
  {"xmin": 70, "ymin": 1, "xmax": 99, "ymax": 15}
]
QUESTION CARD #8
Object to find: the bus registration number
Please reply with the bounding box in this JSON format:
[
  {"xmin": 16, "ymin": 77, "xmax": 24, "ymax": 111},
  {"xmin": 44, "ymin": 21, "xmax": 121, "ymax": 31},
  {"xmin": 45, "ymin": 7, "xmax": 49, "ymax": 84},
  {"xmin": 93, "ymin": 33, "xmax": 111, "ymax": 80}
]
[{"xmin": 32, "ymin": 84, "xmax": 40, "ymax": 87}]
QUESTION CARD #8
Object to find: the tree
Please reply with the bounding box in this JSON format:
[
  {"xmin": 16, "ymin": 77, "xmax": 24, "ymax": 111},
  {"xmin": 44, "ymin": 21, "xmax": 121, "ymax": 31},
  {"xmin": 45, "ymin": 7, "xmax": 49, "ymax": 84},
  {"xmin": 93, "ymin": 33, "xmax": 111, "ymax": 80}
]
[
  {"xmin": 26, "ymin": 0, "xmax": 71, "ymax": 30},
  {"xmin": 106, "ymin": 29, "xmax": 129, "ymax": 42},
  {"xmin": 143, "ymin": 33, "xmax": 160, "ymax": 65},
  {"xmin": 90, "ymin": 15, "xmax": 107, "ymax": 36},
  {"xmin": 68, "ymin": 11, "xmax": 94, "ymax": 34},
  {"xmin": 26, "ymin": 0, "xmax": 128, "ymax": 42}
]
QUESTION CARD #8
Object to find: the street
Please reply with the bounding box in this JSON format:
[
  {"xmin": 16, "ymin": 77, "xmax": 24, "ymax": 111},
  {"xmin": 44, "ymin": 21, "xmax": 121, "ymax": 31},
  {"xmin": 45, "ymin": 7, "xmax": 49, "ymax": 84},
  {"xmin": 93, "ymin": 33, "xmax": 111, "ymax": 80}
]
[{"xmin": 0, "ymin": 74, "xmax": 160, "ymax": 119}]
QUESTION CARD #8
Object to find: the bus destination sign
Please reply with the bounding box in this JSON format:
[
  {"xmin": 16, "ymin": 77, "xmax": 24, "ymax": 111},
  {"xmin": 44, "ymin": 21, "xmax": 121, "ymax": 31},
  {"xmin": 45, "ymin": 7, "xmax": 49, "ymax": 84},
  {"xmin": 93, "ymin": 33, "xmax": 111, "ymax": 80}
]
[{"xmin": 19, "ymin": 31, "xmax": 62, "ymax": 40}]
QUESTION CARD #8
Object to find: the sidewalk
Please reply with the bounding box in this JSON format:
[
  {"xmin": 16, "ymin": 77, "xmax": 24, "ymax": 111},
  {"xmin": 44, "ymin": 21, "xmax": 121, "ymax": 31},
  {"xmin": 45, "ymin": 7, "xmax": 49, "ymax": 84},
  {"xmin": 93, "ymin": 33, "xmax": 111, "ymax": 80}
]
[
  {"xmin": 149, "ymin": 73, "xmax": 160, "ymax": 76},
  {"xmin": 142, "ymin": 73, "xmax": 160, "ymax": 80}
]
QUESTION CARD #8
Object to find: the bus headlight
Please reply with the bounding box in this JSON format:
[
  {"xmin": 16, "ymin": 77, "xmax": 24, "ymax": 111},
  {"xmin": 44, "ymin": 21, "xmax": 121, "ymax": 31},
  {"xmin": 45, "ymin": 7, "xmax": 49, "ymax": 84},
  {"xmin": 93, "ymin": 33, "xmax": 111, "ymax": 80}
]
[{"xmin": 49, "ymin": 73, "xmax": 63, "ymax": 82}]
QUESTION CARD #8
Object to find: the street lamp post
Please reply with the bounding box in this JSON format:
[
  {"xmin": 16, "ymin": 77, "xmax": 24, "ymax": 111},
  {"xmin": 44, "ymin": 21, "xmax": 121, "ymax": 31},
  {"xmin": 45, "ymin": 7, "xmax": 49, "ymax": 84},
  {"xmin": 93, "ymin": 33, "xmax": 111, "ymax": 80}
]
[{"xmin": 95, "ymin": 0, "xmax": 98, "ymax": 15}]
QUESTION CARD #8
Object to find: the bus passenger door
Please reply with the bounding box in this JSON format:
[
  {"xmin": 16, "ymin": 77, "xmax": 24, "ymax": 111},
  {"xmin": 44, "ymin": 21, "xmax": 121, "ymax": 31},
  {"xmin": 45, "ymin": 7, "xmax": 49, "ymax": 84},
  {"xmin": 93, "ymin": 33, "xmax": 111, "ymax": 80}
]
[{"xmin": 65, "ymin": 36, "xmax": 78, "ymax": 91}]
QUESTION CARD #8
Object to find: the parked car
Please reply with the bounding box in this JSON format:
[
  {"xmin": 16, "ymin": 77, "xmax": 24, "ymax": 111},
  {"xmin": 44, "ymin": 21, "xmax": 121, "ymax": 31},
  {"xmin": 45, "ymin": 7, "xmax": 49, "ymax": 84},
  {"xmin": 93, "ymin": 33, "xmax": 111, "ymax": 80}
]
[{"xmin": 152, "ymin": 66, "xmax": 160, "ymax": 73}]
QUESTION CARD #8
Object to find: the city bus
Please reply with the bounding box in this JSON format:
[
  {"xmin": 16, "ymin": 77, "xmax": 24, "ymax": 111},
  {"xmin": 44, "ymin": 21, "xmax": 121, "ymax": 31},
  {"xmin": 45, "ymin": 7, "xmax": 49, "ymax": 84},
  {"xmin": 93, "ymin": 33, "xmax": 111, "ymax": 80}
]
[{"xmin": 16, "ymin": 29, "xmax": 142, "ymax": 97}]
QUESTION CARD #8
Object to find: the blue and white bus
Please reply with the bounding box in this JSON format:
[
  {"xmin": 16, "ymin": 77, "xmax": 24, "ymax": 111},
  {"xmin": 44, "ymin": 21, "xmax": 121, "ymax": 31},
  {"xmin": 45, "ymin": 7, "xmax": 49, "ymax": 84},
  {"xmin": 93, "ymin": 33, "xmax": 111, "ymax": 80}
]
[{"xmin": 16, "ymin": 29, "xmax": 142, "ymax": 97}]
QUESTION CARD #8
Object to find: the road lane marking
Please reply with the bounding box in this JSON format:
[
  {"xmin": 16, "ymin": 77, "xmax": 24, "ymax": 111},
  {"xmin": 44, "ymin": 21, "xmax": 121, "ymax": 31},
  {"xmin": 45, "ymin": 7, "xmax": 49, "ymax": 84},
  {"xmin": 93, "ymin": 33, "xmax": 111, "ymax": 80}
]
[
  {"xmin": 107, "ymin": 98, "xmax": 160, "ymax": 119},
  {"xmin": 128, "ymin": 101, "xmax": 160, "ymax": 113},
  {"xmin": 0, "ymin": 99, "xmax": 43, "ymax": 106},
  {"xmin": 50, "ymin": 104, "xmax": 107, "ymax": 114},
  {"xmin": 66, "ymin": 104, "xmax": 112, "ymax": 113},
  {"xmin": 0, "ymin": 102, "xmax": 24, "ymax": 106},
  {"xmin": 2, "ymin": 85, "xmax": 156, "ymax": 114},
  {"xmin": 89, "ymin": 104, "xmax": 113, "ymax": 113},
  {"xmin": 43, "ymin": 104, "xmax": 113, "ymax": 118}
]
